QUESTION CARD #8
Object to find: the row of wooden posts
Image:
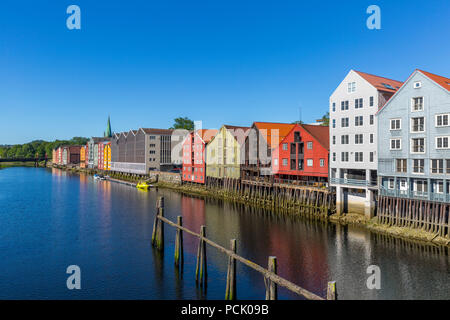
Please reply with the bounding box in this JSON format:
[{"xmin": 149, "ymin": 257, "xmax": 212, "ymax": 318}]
[
  {"xmin": 203, "ymin": 177, "xmax": 334, "ymax": 219},
  {"xmin": 151, "ymin": 196, "xmax": 337, "ymax": 300},
  {"xmin": 378, "ymin": 195, "xmax": 450, "ymax": 238}
]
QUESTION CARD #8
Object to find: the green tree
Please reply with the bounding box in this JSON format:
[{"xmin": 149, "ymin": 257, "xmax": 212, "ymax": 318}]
[
  {"xmin": 170, "ymin": 117, "xmax": 194, "ymax": 131},
  {"xmin": 320, "ymin": 112, "xmax": 330, "ymax": 126}
]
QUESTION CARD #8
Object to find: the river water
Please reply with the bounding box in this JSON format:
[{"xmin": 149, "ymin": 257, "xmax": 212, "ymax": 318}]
[{"xmin": 0, "ymin": 167, "xmax": 448, "ymax": 299}]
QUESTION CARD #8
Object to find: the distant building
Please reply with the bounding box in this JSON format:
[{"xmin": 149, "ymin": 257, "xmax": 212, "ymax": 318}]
[
  {"xmin": 272, "ymin": 124, "xmax": 329, "ymax": 184},
  {"xmin": 61, "ymin": 146, "xmax": 82, "ymax": 165},
  {"xmin": 206, "ymin": 125, "xmax": 250, "ymax": 179},
  {"xmin": 87, "ymin": 137, "xmax": 104, "ymax": 169},
  {"xmin": 329, "ymin": 70, "xmax": 403, "ymax": 217},
  {"xmin": 80, "ymin": 146, "xmax": 86, "ymax": 168},
  {"xmin": 182, "ymin": 129, "xmax": 218, "ymax": 184},
  {"xmin": 377, "ymin": 69, "xmax": 450, "ymax": 202},
  {"xmin": 104, "ymin": 142, "xmax": 111, "ymax": 171},
  {"xmin": 110, "ymin": 128, "xmax": 182, "ymax": 174}
]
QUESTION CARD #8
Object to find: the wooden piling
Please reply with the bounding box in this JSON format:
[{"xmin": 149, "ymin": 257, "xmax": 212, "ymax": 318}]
[
  {"xmin": 155, "ymin": 196, "xmax": 165, "ymax": 250},
  {"xmin": 225, "ymin": 239, "xmax": 237, "ymax": 300},
  {"xmin": 174, "ymin": 216, "xmax": 184, "ymax": 268},
  {"xmin": 266, "ymin": 256, "xmax": 277, "ymax": 300},
  {"xmin": 327, "ymin": 281, "xmax": 337, "ymax": 300},
  {"xmin": 195, "ymin": 225, "xmax": 207, "ymax": 287}
]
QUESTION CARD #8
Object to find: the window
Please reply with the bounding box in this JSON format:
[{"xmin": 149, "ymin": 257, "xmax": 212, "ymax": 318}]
[
  {"xmin": 369, "ymin": 96, "xmax": 374, "ymax": 107},
  {"xmin": 411, "ymin": 117, "xmax": 425, "ymax": 132},
  {"xmin": 307, "ymin": 159, "xmax": 313, "ymax": 167},
  {"xmin": 274, "ymin": 158, "xmax": 278, "ymax": 166},
  {"xmin": 355, "ymin": 152, "xmax": 363, "ymax": 162},
  {"xmin": 414, "ymin": 81, "xmax": 422, "ymax": 89},
  {"xmin": 320, "ymin": 159, "xmax": 325, "ymax": 167},
  {"xmin": 390, "ymin": 119, "xmax": 401, "ymax": 130},
  {"xmin": 341, "ymin": 152, "xmax": 349, "ymax": 162},
  {"xmin": 332, "ymin": 102, "xmax": 336, "ymax": 112},
  {"xmin": 370, "ymin": 152, "xmax": 374, "ymax": 162},
  {"xmin": 370, "ymin": 115, "xmax": 374, "ymax": 125},
  {"xmin": 282, "ymin": 143, "xmax": 288, "ymax": 151},
  {"xmin": 436, "ymin": 114, "xmax": 449, "ymax": 127},
  {"xmin": 341, "ymin": 135, "xmax": 349, "ymax": 144},
  {"xmin": 332, "ymin": 136, "xmax": 336, "ymax": 145},
  {"xmin": 370, "ymin": 134, "xmax": 374, "ymax": 144},
  {"xmin": 390, "ymin": 139, "xmax": 401, "ymax": 150},
  {"xmin": 341, "ymin": 101, "xmax": 349, "ymax": 111},
  {"xmin": 435, "ymin": 181, "xmax": 444, "ymax": 193},
  {"xmin": 355, "ymin": 116, "xmax": 363, "ymax": 126},
  {"xmin": 332, "ymin": 153, "xmax": 336, "ymax": 162},
  {"xmin": 436, "ymin": 136, "xmax": 449, "ymax": 149},
  {"xmin": 447, "ymin": 159, "xmax": 450, "ymax": 174},
  {"xmin": 415, "ymin": 180, "xmax": 428, "ymax": 193},
  {"xmin": 411, "ymin": 138, "xmax": 425, "ymax": 153},
  {"xmin": 388, "ymin": 179, "xmax": 395, "ymax": 189},
  {"xmin": 355, "ymin": 98, "xmax": 363, "ymax": 109},
  {"xmin": 431, "ymin": 159, "xmax": 444, "ymax": 174},
  {"xmin": 282, "ymin": 158, "xmax": 288, "ymax": 166},
  {"xmin": 396, "ymin": 159, "xmax": 407, "ymax": 173},
  {"xmin": 332, "ymin": 119, "xmax": 336, "ymax": 128},
  {"xmin": 307, "ymin": 142, "xmax": 313, "ymax": 149},
  {"xmin": 341, "ymin": 118, "xmax": 349, "ymax": 127},
  {"xmin": 347, "ymin": 82, "xmax": 356, "ymax": 93},
  {"xmin": 150, "ymin": 136, "xmax": 156, "ymax": 140},
  {"xmin": 355, "ymin": 134, "xmax": 363, "ymax": 144},
  {"xmin": 412, "ymin": 97, "xmax": 424, "ymax": 112},
  {"xmin": 412, "ymin": 159, "xmax": 424, "ymax": 173}
]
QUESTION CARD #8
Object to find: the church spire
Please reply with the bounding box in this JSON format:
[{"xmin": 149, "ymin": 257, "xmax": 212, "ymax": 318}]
[{"xmin": 105, "ymin": 116, "xmax": 112, "ymax": 137}]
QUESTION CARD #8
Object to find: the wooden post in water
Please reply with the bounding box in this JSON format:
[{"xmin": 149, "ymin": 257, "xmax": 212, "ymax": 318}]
[
  {"xmin": 155, "ymin": 196, "xmax": 164, "ymax": 250},
  {"xmin": 225, "ymin": 239, "xmax": 237, "ymax": 300},
  {"xmin": 174, "ymin": 216, "xmax": 184, "ymax": 268},
  {"xmin": 266, "ymin": 256, "xmax": 277, "ymax": 300},
  {"xmin": 151, "ymin": 197, "xmax": 161, "ymax": 247},
  {"xmin": 195, "ymin": 225, "xmax": 207, "ymax": 287},
  {"xmin": 327, "ymin": 281, "xmax": 337, "ymax": 300}
]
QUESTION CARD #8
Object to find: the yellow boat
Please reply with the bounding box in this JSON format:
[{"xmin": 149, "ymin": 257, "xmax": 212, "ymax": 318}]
[{"xmin": 136, "ymin": 181, "xmax": 151, "ymax": 190}]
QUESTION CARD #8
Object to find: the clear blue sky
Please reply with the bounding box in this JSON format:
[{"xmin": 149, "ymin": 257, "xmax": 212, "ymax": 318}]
[{"xmin": 0, "ymin": 0, "xmax": 449, "ymax": 144}]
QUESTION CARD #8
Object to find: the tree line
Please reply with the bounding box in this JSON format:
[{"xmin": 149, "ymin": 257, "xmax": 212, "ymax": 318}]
[{"xmin": 0, "ymin": 137, "xmax": 89, "ymax": 159}]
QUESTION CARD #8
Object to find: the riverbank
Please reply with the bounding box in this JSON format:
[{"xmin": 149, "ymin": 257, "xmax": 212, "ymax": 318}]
[{"xmin": 34, "ymin": 164, "xmax": 450, "ymax": 247}]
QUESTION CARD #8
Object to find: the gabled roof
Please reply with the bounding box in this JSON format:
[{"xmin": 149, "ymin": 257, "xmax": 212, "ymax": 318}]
[
  {"xmin": 377, "ymin": 69, "xmax": 450, "ymax": 115},
  {"xmin": 253, "ymin": 122, "xmax": 295, "ymax": 149},
  {"xmin": 196, "ymin": 129, "xmax": 218, "ymax": 144},
  {"xmin": 141, "ymin": 128, "xmax": 174, "ymax": 135},
  {"xmin": 300, "ymin": 124, "xmax": 329, "ymax": 150},
  {"xmin": 354, "ymin": 70, "xmax": 403, "ymax": 93},
  {"xmin": 417, "ymin": 69, "xmax": 450, "ymax": 91}
]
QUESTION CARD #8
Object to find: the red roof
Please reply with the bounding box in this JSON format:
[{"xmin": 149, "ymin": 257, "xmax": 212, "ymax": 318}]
[
  {"xmin": 300, "ymin": 124, "xmax": 329, "ymax": 150},
  {"xmin": 354, "ymin": 70, "xmax": 403, "ymax": 93},
  {"xmin": 254, "ymin": 122, "xmax": 295, "ymax": 149},
  {"xmin": 196, "ymin": 129, "xmax": 218, "ymax": 143},
  {"xmin": 418, "ymin": 69, "xmax": 450, "ymax": 91}
]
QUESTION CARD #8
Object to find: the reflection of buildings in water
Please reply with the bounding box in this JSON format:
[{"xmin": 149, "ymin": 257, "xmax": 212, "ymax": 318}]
[{"xmin": 181, "ymin": 196, "xmax": 206, "ymax": 253}]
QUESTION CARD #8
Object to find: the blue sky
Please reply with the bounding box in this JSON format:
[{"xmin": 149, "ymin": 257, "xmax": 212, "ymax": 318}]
[{"xmin": 0, "ymin": 0, "xmax": 449, "ymax": 144}]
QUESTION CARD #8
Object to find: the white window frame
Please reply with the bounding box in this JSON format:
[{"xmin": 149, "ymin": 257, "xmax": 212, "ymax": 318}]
[
  {"xmin": 436, "ymin": 136, "xmax": 450, "ymax": 149},
  {"xmin": 412, "ymin": 159, "xmax": 425, "ymax": 174},
  {"xmin": 390, "ymin": 138, "xmax": 401, "ymax": 150},
  {"xmin": 413, "ymin": 81, "xmax": 422, "ymax": 88},
  {"xmin": 307, "ymin": 159, "xmax": 313, "ymax": 167},
  {"xmin": 388, "ymin": 178, "xmax": 395, "ymax": 189},
  {"xmin": 411, "ymin": 138, "xmax": 426, "ymax": 154},
  {"xmin": 399, "ymin": 179, "xmax": 408, "ymax": 191},
  {"xmin": 436, "ymin": 114, "xmax": 450, "ymax": 127},
  {"xmin": 410, "ymin": 117, "xmax": 425, "ymax": 133},
  {"xmin": 390, "ymin": 118, "xmax": 401, "ymax": 130},
  {"xmin": 320, "ymin": 159, "xmax": 325, "ymax": 167},
  {"xmin": 435, "ymin": 181, "xmax": 444, "ymax": 194},
  {"xmin": 355, "ymin": 134, "xmax": 363, "ymax": 145},
  {"xmin": 411, "ymin": 97, "xmax": 424, "ymax": 112},
  {"xmin": 430, "ymin": 159, "xmax": 444, "ymax": 174}
]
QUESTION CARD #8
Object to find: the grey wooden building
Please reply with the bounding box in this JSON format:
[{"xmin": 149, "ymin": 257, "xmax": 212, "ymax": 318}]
[{"xmin": 377, "ymin": 69, "xmax": 450, "ymax": 202}]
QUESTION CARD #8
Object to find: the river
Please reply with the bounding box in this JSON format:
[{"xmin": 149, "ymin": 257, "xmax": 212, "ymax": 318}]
[{"xmin": 0, "ymin": 167, "xmax": 448, "ymax": 299}]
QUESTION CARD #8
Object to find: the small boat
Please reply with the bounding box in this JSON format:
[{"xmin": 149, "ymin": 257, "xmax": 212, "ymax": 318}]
[
  {"xmin": 136, "ymin": 181, "xmax": 152, "ymax": 190},
  {"xmin": 94, "ymin": 174, "xmax": 105, "ymax": 181}
]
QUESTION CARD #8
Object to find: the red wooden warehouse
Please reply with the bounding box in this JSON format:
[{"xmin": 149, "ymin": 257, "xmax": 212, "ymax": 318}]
[
  {"xmin": 182, "ymin": 129, "xmax": 218, "ymax": 184},
  {"xmin": 272, "ymin": 124, "xmax": 329, "ymax": 184}
]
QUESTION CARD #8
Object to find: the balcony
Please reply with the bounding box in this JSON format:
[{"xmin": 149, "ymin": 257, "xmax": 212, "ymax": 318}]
[
  {"xmin": 330, "ymin": 177, "xmax": 377, "ymax": 187},
  {"xmin": 380, "ymin": 187, "xmax": 450, "ymax": 202}
]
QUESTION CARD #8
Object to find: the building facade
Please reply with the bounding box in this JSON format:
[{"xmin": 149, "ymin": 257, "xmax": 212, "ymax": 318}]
[
  {"xmin": 110, "ymin": 128, "xmax": 180, "ymax": 174},
  {"xmin": 329, "ymin": 70, "xmax": 403, "ymax": 217},
  {"xmin": 241, "ymin": 122, "xmax": 295, "ymax": 181},
  {"xmin": 378, "ymin": 69, "xmax": 450, "ymax": 203},
  {"xmin": 206, "ymin": 125, "xmax": 250, "ymax": 179},
  {"xmin": 87, "ymin": 137, "xmax": 104, "ymax": 169},
  {"xmin": 272, "ymin": 124, "xmax": 329, "ymax": 184},
  {"xmin": 103, "ymin": 142, "xmax": 111, "ymax": 171},
  {"xmin": 80, "ymin": 146, "xmax": 86, "ymax": 168},
  {"xmin": 182, "ymin": 129, "xmax": 218, "ymax": 183}
]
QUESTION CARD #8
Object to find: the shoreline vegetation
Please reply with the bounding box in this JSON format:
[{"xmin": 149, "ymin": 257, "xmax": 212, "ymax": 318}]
[{"xmin": 4, "ymin": 163, "xmax": 449, "ymax": 248}]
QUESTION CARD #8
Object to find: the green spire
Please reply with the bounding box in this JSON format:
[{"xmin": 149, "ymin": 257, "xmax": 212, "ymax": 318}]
[{"xmin": 105, "ymin": 116, "xmax": 112, "ymax": 137}]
